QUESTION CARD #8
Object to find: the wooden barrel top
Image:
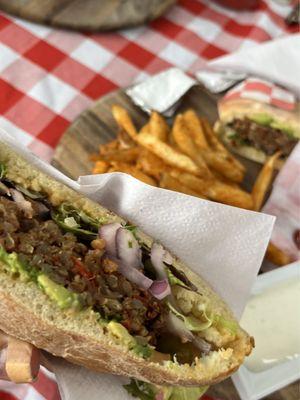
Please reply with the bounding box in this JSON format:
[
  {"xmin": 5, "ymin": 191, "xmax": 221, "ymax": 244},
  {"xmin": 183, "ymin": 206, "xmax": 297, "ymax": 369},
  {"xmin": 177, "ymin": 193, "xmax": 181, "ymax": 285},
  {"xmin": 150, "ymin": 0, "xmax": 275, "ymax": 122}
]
[{"xmin": 0, "ymin": 0, "xmax": 176, "ymax": 31}]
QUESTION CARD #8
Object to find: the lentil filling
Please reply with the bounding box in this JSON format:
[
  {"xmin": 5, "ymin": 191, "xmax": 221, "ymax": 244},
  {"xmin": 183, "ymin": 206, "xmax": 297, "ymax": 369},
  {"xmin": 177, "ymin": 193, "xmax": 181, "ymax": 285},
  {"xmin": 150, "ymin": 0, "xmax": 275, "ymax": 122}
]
[{"xmin": 0, "ymin": 194, "xmax": 166, "ymax": 345}]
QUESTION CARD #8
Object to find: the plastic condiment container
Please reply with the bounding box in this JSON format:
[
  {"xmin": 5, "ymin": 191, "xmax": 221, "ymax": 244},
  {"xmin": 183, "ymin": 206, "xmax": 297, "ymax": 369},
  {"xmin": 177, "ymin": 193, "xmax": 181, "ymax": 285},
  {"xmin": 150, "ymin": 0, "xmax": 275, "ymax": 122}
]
[{"xmin": 232, "ymin": 261, "xmax": 300, "ymax": 400}]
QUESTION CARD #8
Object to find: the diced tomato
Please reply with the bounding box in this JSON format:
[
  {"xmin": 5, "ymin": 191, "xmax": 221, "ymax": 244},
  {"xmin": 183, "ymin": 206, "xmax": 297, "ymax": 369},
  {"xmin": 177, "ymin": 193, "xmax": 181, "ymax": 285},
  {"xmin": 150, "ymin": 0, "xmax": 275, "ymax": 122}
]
[{"xmin": 72, "ymin": 257, "xmax": 94, "ymax": 280}]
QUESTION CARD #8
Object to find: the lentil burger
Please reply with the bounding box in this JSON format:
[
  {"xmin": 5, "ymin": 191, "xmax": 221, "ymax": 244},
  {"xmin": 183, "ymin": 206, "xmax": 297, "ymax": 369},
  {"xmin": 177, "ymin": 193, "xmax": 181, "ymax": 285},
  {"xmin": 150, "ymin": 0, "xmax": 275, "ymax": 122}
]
[
  {"xmin": 215, "ymin": 98, "xmax": 300, "ymax": 166},
  {"xmin": 0, "ymin": 142, "xmax": 252, "ymax": 386}
]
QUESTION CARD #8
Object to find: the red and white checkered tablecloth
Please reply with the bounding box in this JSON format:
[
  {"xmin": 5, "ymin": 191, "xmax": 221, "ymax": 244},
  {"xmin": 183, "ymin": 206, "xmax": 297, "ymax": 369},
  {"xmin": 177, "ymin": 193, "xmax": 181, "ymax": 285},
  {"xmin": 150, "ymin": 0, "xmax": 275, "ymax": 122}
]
[{"xmin": 0, "ymin": 0, "xmax": 297, "ymax": 399}]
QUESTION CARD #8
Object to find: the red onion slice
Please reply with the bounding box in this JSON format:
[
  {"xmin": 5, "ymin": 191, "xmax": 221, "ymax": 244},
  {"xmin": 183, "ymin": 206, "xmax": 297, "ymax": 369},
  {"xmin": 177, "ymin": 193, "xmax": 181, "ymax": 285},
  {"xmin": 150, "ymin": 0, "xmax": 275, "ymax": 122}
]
[
  {"xmin": 163, "ymin": 250, "xmax": 173, "ymax": 265},
  {"xmin": 116, "ymin": 227, "xmax": 142, "ymax": 269},
  {"xmin": 10, "ymin": 189, "xmax": 33, "ymax": 219},
  {"xmin": 149, "ymin": 278, "xmax": 171, "ymax": 300},
  {"xmin": 99, "ymin": 223, "xmax": 121, "ymax": 256},
  {"xmin": 150, "ymin": 243, "xmax": 173, "ymax": 279},
  {"xmin": 193, "ymin": 336, "xmax": 211, "ymax": 355},
  {"xmin": 166, "ymin": 313, "xmax": 211, "ymax": 354},
  {"xmin": 166, "ymin": 312, "xmax": 194, "ymax": 343},
  {"xmin": 118, "ymin": 263, "xmax": 153, "ymax": 290}
]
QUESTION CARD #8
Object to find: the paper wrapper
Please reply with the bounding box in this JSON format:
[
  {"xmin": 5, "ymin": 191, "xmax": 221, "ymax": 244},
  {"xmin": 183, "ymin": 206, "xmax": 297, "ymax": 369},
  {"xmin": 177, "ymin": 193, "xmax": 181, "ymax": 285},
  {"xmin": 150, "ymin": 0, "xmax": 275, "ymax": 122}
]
[
  {"xmin": 263, "ymin": 142, "xmax": 300, "ymax": 261},
  {"xmin": 0, "ymin": 130, "xmax": 275, "ymax": 399},
  {"xmin": 207, "ymin": 34, "xmax": 300, "ymax": 97}
]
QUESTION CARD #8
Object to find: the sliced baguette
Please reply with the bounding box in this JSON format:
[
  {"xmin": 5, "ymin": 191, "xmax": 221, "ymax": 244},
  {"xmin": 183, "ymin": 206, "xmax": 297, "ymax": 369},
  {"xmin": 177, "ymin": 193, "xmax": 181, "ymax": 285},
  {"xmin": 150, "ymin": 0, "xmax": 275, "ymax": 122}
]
[{"xmin": 0, "ymin": 142, "xmax": 253, "ymax": 386}]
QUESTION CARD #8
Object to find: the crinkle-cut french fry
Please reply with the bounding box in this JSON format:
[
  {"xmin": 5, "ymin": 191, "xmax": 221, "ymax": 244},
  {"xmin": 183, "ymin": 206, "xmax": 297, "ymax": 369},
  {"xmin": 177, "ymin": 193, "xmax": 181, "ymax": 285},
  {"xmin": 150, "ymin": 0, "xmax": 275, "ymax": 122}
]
[
  {"xmin": 160, "ymin": 173, "xmax": 207, "ymax": 199},
  {"xmin": 200, "ymin": 149, "xmax": 244, "ymax": 183},
  {"xmin": 183, "ymin": 110, "xmax": 208, "ymax": 149},
  {"xmin": 136, "ymin": 132, "xmax": 201, "ymax": 176},
  {"xmin": 202, "ymin": 118, "xmax": 245, "ymax": 174},
  {"xmin": 100, "ymin": 147, "xmax": 139, "ymax": 163},
  {"xmin": 92, "ymin": 160, "xmax": 109, "ymax": 174},
  {"xmin": 109, "ymin": 162, "xmax": 157, "ymax": 186},
  {"xmin": 252, "ymin": 151, "xmax": 281, "ymax": 211},
  {"xmin": 172, "ymin": 115, "xmax": 213, "ymax": 178},
  {"xmin": 112, "ymin": 104, "xmax": 137, "ymax": 139},
  {"xmin": 149, "ymin": 111, "xmax": 169, "ymax": 142},
  {"xmin": 136, "ymin": 149, "xmax": 168, "ymax": 180},
  {"xmin": 266, "ymin": 242, "xmax": 292, "ymax": 266}
]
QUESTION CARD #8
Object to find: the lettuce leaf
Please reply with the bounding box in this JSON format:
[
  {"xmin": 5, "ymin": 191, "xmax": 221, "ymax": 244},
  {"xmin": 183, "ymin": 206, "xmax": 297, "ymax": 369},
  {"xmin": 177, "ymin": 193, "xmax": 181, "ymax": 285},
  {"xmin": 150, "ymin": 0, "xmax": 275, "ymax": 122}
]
[
  {"xmin": 124, "ymin": 380, "xmax": 156, "ymax": 400},
  {"xmin": 51, "ymin": 203, "xmax": 107, "ymax": 239},
  {"xmin": 214, "ymin": 315, "xmax": 238, "ymax": 335},
  {"xmin": 169, "ymin": 385, "xmax": 208, "ymax": 400},
  {"xmin": 165, "ymin": 264, "xmax": 198, "ymax": 292},
  {"xmin": 123, "ymin": 379, "xmax": 208, "ymax": 400},
  {"xmin": 167, "ymin": 303, "xmax": 212, "ymax": 332},
  {"xmin": 166, "ymin": 268, "xmax": 189, "ymax": 290}
]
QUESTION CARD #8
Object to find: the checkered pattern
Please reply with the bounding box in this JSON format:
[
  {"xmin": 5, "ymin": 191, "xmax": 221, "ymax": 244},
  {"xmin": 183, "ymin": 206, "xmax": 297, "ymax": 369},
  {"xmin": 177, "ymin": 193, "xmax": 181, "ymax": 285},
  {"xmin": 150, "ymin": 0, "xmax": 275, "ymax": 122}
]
[
  {"xmin": 223, "ymin": 77, "xmax": 296, "ymax": 110},
  {"xmin": 0, "ymin": 0, "xmax": 297, "ymax": 399},
  {"xmin": 0, "ymin": 0, "xmax": 297, "ymax": 163},
  {"xmin": 263, "ymin": 142, "xmax": 300, "ymax": 261}
]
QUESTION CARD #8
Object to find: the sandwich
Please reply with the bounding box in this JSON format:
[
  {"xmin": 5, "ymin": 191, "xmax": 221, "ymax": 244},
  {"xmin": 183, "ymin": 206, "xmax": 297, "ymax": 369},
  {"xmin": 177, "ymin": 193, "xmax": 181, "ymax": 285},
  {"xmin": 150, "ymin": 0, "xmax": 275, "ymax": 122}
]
[
  {"xmin": 215, "ymin": 98, "xmax": 300, "ymax": 166},
  {"xmin": 0, "ymin": 142, "xmax": 253, "ymax": 387}
]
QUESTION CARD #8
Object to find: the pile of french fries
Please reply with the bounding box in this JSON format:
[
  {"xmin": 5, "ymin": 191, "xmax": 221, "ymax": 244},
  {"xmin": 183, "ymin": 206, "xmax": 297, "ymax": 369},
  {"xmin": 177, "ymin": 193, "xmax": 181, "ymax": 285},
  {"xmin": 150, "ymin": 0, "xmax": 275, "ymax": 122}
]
[{"xmin": 91, "ymin": 105, "xmax": 291, "ymax": 266}]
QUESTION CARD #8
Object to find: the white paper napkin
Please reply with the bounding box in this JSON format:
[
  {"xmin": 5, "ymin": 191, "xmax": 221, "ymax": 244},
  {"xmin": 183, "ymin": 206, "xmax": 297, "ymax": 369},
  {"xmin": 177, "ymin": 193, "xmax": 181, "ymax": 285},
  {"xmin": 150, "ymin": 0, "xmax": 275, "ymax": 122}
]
[
  {"xmin": 207, "ymin": 34, "xmax": 300, "ymax": 96},
  {"xmin": 0, "ymin": 129, "xmax": 275, "ymax": 399}
]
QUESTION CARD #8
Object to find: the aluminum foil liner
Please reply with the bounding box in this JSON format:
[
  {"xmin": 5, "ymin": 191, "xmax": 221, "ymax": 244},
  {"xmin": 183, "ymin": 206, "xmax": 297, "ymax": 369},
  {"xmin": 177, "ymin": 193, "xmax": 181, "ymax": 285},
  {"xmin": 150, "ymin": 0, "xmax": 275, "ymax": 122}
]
[
  {"xmin": 126, "ymin": 68, "xmax": 196, "ymax": 117},
  {"xmin": 195, "ymin": 69, "xmax": 247, "ymax": 94}
]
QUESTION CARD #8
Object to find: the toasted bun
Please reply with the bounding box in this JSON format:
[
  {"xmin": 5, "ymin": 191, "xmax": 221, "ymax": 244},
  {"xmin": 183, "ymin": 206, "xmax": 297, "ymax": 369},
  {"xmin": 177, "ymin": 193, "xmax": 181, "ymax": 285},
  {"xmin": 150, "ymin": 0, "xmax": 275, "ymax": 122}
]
[
  {"xmin": 0, "ymin": 142, "xmax": 253, "ymax": 386},
  {"xmin": 216, "ymin": 99, "xmax": 299, "ymax": 166}
]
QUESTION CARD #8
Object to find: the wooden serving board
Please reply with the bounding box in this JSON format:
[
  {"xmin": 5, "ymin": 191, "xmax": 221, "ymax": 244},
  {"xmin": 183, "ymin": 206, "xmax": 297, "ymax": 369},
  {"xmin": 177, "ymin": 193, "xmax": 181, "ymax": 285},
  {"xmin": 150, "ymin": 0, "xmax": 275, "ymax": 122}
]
[
  {"xmin": 0, "ymin": 0, "xmax": 176, "ymax": 31},
  {"xmin": 52, "ymin": 87, "xmax": 299, "ymax": 399}
]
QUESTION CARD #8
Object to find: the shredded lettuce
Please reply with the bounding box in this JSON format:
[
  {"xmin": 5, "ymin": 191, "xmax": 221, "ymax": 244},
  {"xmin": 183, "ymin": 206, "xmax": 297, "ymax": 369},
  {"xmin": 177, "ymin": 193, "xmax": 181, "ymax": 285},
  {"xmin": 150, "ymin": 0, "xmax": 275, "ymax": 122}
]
[
  {"xmin": 124, "ymin": 379, "xmax": 208, "ymax": 400},
  {"xmin": 14, "ymin": 184, "xmax": 44, "ymax": 200},
  {"xmin": 166, "ymin": 268, "xmax": 192, "ymax": 291},
  {"xmin": 165, "ymin": 264, "xmax": 198, "ymax": 292},
  {"xmin": 214, "ymin": 315, "xmax": 238, "ymax": 335},
  {"xmin": 125, "ymin": 223, "xmax": 138, "ymax": 235},
  {"xmin": 167, "ymin": 303, "xmax": 212, "ymax": 332}
]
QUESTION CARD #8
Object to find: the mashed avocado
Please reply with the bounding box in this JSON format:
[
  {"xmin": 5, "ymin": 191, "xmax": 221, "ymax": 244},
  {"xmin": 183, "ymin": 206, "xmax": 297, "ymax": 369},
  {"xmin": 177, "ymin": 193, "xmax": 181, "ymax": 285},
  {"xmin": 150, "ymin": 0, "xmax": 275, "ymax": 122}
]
[
  {"xmin": 249, "ymin": 113, "xmax": 294, "ymax": 135},
  {"xmin": 37, "ymin": 274, "xmax": 82, "ymax": 310},
  {"xmin": 0, "ymin": 246, "xmax": 31, "ymax": 282},
  {"xmin": 249, "ymin": 113, "xmax": 273, "ymax": 126},
  {"xmin": 107, "ymin": 321, "xmax": 152, "ymax": 359},
  {"xmin": 270, "ymin": 120, "xmax": 294, "ymax": 136},
  {"xmin": 0, "ymin": 246, "xmax": 82, "ymax": 310}
]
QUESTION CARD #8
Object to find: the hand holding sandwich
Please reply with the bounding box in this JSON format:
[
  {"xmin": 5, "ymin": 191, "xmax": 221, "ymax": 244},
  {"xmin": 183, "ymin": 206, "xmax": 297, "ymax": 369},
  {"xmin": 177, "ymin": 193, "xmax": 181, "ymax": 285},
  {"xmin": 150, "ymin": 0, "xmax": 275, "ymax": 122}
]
[{"xmin": 0, "ymin": 331, "xmax": 40, "ymax": 383}]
